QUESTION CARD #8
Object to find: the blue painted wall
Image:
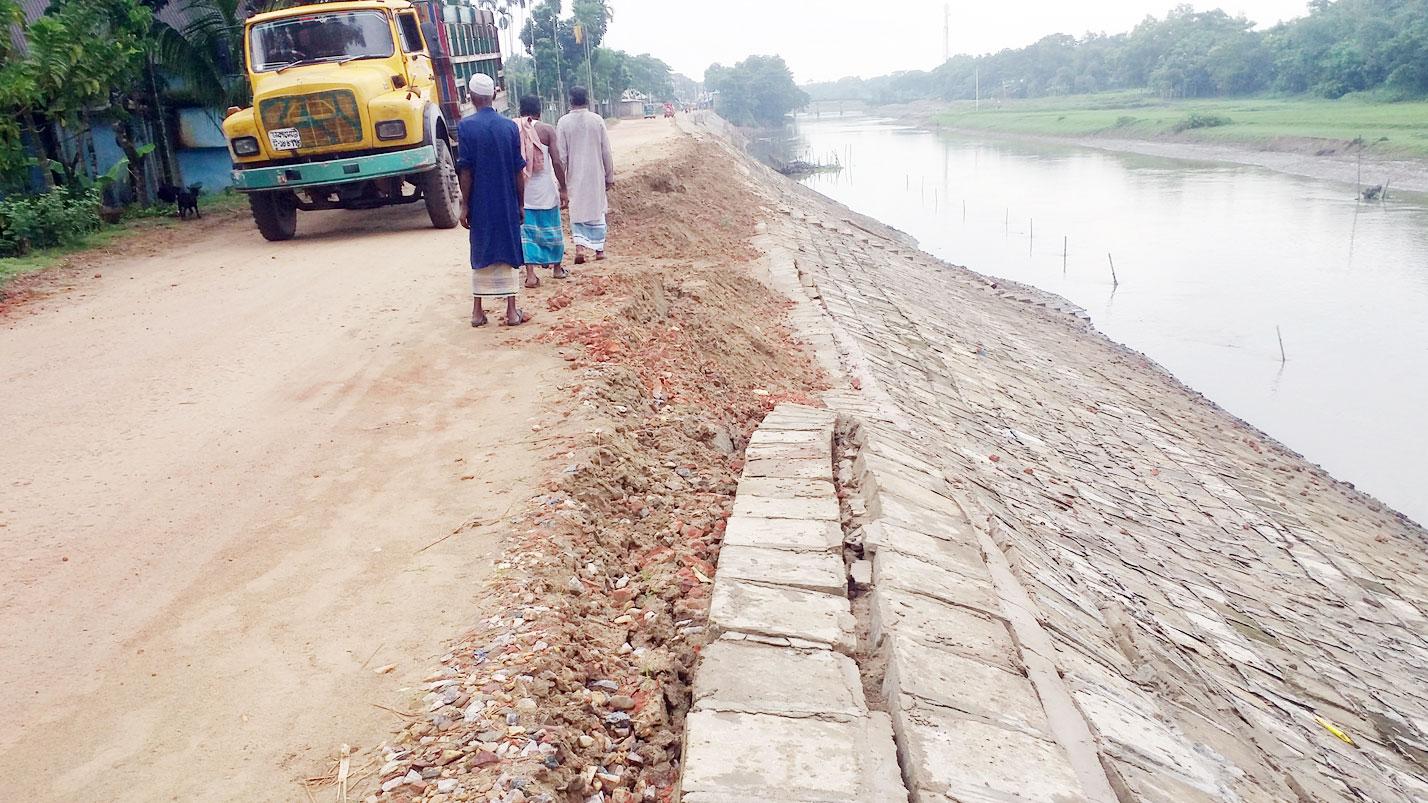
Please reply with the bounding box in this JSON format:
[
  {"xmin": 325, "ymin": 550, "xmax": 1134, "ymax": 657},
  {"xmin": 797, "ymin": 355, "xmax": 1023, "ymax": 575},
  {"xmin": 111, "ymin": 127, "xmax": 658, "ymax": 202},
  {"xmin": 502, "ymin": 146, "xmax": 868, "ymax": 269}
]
[{"xmin": 177, "ymin": 107, "xmax": 233, "ymax": 192}]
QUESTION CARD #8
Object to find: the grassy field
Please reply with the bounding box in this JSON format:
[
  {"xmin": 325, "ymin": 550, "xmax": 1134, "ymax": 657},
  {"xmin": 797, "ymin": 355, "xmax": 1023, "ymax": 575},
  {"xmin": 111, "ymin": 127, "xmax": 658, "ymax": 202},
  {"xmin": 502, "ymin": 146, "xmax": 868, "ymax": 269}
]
[
  {"xmin": 0, "ymin": 191, "xmax": 248, "ymax": 291},
  {"xmin": 931, "ymin": 92, "xmax": 1428, "ymax": 158}
]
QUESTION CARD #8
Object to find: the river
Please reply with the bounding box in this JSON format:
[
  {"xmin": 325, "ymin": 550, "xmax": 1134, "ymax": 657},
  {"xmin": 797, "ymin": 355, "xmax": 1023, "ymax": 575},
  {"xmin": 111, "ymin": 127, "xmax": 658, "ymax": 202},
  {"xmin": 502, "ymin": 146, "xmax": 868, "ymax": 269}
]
[{"xmin": 781, "ymin": 114, "xmax": 1428, "ymax": 525}]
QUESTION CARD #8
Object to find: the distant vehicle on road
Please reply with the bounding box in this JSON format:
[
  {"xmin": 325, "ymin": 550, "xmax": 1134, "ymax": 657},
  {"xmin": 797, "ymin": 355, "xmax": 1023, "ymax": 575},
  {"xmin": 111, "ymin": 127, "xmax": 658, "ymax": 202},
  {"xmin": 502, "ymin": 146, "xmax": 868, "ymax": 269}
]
[
  {"xmin": 663, "ymin": 103, "xmax": 675, "ymax": 118},
  {"xmin": 642, "ymin": 103, "xmax": 657, "ymax": 119},
  {"xmin": 222, "ymin": 0, "xmax": 504, "ymax": 241}
]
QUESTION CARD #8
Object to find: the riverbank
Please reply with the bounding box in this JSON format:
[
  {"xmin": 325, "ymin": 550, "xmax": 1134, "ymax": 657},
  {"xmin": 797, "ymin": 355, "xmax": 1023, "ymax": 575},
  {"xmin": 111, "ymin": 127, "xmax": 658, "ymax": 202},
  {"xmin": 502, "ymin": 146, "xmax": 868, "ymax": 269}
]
[
  {"xmin": 862, "ymin": 93, "xmax": 1428, "ymax": 194},
  {"xmin": 735, "ymin": 119, "xmax": 1428, "ymax": 800}
]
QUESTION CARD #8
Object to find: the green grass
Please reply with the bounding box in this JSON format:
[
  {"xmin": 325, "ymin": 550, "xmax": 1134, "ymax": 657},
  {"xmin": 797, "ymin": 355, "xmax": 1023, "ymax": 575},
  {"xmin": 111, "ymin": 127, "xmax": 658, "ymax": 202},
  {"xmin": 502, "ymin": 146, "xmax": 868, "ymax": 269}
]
[
  {"xmin": 931, "ymin": 91, "xmax": 1428, "ymax": 158},
  {"xmin": 0, "ymin": 190, "xmax": 248, "ymax": 291}
]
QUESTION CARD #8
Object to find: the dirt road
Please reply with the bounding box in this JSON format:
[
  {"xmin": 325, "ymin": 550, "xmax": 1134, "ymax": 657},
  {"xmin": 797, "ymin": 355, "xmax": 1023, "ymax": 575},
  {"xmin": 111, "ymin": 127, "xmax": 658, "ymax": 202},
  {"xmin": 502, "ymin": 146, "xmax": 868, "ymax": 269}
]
[{"xmin": 0, "ymin": 118, "xmax": 680, "ymax": 801}]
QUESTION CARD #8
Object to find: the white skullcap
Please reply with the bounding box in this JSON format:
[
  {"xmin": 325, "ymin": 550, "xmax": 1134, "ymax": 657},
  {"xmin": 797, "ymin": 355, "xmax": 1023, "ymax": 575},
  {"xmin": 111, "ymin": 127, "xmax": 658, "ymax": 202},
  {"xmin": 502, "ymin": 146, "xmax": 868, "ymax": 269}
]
[{"xmin": 468, "ymin": 73, "xmax": 496, "ymax": 96}]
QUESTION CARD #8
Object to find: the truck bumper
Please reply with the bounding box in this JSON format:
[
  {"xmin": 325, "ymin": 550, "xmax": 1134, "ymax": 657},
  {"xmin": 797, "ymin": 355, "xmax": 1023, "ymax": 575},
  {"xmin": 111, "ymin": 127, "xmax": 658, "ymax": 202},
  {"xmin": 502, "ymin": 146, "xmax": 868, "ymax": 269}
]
[{"xmin": 231, "ymin": 146, "xmax": 437, "ymax": 192}]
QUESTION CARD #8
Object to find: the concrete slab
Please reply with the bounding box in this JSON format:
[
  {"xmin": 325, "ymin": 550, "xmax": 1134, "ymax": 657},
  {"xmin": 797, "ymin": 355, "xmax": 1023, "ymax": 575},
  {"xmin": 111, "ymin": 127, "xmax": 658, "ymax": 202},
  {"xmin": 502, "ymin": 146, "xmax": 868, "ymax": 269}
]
[
  {"xmin": 744, "ymin": 440, "xmax": 833, "ymax": 463},
  {"xmin": 693, "ymin": 638, "xmax": 866, "ymax": 720},
  {"xmin": 893, "ymin": 706, "xmax": 1088, "ymax": 803},
  {"xmin": 883, "ymin": 635, "xmax": 1051, "ymax": 738},
  {"xmin": 873, "ymin": 549, "xmax": 1001, "ymax": 618},
  {"xmin": 861, "ymin": 468, "xmax": 963, "ymax": 519},
  {"xmin": 736, "ymin": 476, "xmax": 836, "ymax": 500},
  {"xmin": 680, "ymin": 710, "xmax": 906, "ymax": 803},
  {"xmin": 750, "ymin": 428, "xmax": 831, "ymax": 447},
  {"xmin": 869, "ymin": 589, "xmax": 1019, "ymax": 672},
  {"xmin": 721, "ymin": 515, "xmax": 843, "ymax": 553},
  {"xmin": 1073, "ymin": 686, "xmax": 1219, "ymax": 791},
  {"xmin": 863, "ymin": 520, "xmax": 985, "ymax": 577},
  {"xmin": 709, "ymin": 579, "xmax": 856, "ymax": 653},
  {"xmin": 742, "ymin": 455, "xmax": 835, "ymax": 482},
  {"xmin": 732, "ymin": 493, "xmax": 840, "ymax": 522},
  {"xmin": 760, "ymin": 409, "xmax": 837, "ymax": 433},
  {"xmin": 868, "ymin": 492, "xmax": 968, "ymax": 539},
  {"xmin": 716, "ymin": 544, "xmax": 848, "ymax": 596},
  {"xmin": 854, "ymin": 448, "xmax": 942, "ymax": 487}
]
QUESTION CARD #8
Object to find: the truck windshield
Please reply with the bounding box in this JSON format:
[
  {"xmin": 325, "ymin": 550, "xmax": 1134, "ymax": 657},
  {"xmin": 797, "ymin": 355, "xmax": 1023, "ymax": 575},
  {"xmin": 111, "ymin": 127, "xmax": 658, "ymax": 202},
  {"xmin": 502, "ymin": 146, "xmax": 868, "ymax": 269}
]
[{"xmin": 250, "ymin": 10, "xmax": 394, "ymax": 72}]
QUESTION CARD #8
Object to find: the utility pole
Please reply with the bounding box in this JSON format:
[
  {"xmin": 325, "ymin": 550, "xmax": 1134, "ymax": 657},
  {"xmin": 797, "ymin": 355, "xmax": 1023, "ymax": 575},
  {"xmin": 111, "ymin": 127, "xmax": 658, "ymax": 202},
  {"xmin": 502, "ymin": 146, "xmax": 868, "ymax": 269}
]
[{"xmin": 942, "ymin": 3, "xmax": 949, "ymax": 63}]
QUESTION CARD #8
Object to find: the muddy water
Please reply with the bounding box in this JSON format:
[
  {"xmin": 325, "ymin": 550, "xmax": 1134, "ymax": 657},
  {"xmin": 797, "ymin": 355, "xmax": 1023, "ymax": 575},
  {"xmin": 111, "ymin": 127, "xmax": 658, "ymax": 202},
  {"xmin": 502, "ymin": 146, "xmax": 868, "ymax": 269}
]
[{"xmin": 788, "ymin": 114, "xmax": 1428, "ymax": 525}]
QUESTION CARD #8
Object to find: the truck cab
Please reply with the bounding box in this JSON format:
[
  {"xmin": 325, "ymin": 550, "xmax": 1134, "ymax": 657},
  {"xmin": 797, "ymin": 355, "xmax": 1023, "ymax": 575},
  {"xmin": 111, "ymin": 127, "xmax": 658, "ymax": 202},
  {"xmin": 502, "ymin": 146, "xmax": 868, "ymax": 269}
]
[{"xmin": 222, "ymin": 0, "xmax": 502, "ymax": 240}]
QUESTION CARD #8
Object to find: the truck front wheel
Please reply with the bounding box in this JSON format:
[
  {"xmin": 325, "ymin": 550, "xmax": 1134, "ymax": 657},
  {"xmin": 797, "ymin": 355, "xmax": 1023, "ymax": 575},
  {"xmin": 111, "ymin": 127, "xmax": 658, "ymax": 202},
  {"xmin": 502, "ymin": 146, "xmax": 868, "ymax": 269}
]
[
  {"xmin": 422, "ymin": 139, "xmax": 461, "ymax": 229},
  {"xmin": 249, "ymin": 191, "xmax": 298, "ymax": 241}
]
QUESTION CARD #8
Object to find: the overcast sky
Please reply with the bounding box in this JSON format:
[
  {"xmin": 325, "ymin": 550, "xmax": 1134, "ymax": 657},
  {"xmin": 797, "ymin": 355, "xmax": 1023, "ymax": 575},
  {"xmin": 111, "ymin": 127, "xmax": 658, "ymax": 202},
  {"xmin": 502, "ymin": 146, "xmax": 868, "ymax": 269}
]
[{"xmin": 514, "ymin": 0, "xmax": 1313, "ymax": 84}]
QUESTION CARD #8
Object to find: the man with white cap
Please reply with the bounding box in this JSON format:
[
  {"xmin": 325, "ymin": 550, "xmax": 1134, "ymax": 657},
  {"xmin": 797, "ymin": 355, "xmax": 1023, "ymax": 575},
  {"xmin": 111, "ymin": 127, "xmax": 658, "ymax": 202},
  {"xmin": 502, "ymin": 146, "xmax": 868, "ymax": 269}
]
[{"xmin": 456, "ymin": 72, "xmax": 531, "ymax": 327}]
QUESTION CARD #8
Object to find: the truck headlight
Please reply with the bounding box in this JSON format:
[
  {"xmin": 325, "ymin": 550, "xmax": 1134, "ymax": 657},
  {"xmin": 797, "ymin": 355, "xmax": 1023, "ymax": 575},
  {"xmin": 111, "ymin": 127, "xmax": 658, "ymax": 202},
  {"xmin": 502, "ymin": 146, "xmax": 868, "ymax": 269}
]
[
  {"xmin": 375, "ymin": 120, "xmax": 407, "ymax": 141},
  {"xmin": 231, "ymin": 136, "xmax": 260, "ymax": 156}
]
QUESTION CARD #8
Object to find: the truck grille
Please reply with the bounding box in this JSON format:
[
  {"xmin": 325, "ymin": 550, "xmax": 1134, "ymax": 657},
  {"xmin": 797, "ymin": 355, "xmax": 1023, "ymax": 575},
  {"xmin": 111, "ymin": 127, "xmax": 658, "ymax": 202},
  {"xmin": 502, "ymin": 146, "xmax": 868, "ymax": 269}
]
[{"xmin": 259, "ymin": 90, "xmax": 362, "ymax": 148}]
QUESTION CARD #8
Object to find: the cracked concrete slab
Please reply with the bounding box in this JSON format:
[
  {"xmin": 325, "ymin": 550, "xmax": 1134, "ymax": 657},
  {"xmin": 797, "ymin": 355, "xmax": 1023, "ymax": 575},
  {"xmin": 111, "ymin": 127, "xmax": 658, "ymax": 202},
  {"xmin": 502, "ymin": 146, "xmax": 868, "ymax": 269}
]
[
  {"xmin": 861, "ymin": 468, "xmax": 963, "ymax": 519},
  {"xmin": 693, "ymin": 638, "xmax": 866, "ymax": 720},
  {"xmin": 883, "ymin": 635, "xmax": 1052, "ymax": 739},
  {"xmin": 709, "ymin": 578, "xmax": 855, "ymax": 653},
  {"xmin": 863, "ymin": 520, "xmax": 985, "ymax": 576},
  {"xmin": 872, "ymin": 548, "xmax": 1002, "ymax": 618},
  {"xmin": 732, "ymin": 492, "xmax": 840, "ymax": 522},
  {"xmin": 893, "ymin": 707, "xmax": 1088, "ymax": 803},
  {"xmin": 869, "ymin": 589, "xmax": 1020, "ymax": 672},
  {"xmin": 721, "ymin": 515, "xmax": 843, "ymax": 553},
  {"xmin": 749, "ymin": 428, "xmax": 832, "ymax": 447},
  {"xmin": 714, "ymin": 544, "xmax": 848, "ymax": 596},
  {"xmin": 742, "ymin": 455, "xmax": 835, "ymax": 482},
  {"xmin": 680, "ymin": 710, "xmax": 906, "ymax": 803},
  {"xmin": 743, "ymin": 440, "xmax": 831, "ymax": 462},
  {"xmin": 736, "ymin": 476, "xmax": 837, "ymax": 500}
]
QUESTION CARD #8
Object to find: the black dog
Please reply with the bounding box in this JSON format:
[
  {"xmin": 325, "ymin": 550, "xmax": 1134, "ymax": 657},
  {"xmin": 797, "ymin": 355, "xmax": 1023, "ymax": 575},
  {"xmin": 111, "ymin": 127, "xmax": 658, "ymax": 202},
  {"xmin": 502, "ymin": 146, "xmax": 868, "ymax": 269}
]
[{"xmin": 157, "ymin": 183, "xmax": 203, "ymax": 219}]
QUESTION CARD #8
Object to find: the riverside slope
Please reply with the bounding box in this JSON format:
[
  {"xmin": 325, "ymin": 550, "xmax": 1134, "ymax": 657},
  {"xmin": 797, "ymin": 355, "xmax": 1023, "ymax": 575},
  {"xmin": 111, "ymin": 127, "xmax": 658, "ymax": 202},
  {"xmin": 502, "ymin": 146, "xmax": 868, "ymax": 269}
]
[{"xmin": 686, "ymin": 114, "xmax": 1428, "ymax": 801}]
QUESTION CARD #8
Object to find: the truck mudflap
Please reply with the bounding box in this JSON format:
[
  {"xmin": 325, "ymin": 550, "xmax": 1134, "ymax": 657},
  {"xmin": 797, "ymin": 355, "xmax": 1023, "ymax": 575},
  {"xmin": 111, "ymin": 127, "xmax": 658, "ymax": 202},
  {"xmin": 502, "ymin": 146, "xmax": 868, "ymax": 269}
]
[{"xmin": 231, "ymin": 145, "xmax": 438, "ymax": 192}]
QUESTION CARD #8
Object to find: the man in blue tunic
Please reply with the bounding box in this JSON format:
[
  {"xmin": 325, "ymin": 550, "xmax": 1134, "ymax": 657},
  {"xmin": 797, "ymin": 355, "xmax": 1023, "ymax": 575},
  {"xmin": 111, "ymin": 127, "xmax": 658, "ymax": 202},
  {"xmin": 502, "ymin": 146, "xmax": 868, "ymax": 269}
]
[{"xmin": 457, "ymin": 73, "xmax": 530, "ymax": 327}]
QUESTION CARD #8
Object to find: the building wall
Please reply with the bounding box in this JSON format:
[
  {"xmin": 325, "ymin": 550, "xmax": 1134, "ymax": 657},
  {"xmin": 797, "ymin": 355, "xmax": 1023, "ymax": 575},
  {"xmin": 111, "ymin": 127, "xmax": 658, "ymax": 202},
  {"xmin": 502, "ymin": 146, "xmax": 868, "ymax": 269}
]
[{"xmin": 177, "ymin": 107, "xmax": 233, "ymax": 192}]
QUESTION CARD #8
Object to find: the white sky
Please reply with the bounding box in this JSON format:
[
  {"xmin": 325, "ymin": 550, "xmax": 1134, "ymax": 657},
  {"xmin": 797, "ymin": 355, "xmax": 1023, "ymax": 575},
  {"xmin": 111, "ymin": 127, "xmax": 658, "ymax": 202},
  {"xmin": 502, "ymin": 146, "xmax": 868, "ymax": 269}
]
[{"xmin": 512, "ymin": 0, "xmax": 1312, "ymax": 84}]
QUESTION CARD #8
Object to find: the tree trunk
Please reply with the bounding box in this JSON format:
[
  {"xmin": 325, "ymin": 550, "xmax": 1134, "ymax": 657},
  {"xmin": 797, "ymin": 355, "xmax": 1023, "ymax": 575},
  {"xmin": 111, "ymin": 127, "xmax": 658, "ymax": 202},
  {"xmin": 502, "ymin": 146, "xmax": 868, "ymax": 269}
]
[
  {"xmin": 24, "ymin": 112, "xmax": 55, "ymax": 190},
  {"xmin": 111, "ymin": 116, "xmax": 149, "ymax": 204}
]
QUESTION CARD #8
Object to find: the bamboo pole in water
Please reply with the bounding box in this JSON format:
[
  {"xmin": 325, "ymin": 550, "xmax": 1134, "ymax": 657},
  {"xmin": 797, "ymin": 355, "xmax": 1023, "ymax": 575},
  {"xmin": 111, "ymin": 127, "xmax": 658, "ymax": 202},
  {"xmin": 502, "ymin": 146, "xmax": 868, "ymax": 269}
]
[
  {"xmin": 1277, "ymin": 326, "xmax": 1287, "ymax": 363},
  {"xmin": 1107, "ymin": 253, "xmax": 1119, "ymax": 287}
]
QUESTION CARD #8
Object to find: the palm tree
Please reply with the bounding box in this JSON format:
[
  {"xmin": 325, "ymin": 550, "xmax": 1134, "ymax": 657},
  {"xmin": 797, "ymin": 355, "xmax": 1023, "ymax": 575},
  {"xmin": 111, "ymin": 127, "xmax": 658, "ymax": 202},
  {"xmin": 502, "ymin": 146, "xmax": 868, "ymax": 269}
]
[{"xmin": 154, "ymin": 0, "xmax": 250, "ymax": 111}]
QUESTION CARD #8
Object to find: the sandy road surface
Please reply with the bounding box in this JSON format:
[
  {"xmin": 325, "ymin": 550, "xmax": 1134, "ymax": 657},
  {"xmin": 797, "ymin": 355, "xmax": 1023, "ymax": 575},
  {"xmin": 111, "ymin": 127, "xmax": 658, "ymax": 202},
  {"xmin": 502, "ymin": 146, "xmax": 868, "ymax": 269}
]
[{"xmin": 0, "ymin": 117, "xmax": 679, "ymax": 801}]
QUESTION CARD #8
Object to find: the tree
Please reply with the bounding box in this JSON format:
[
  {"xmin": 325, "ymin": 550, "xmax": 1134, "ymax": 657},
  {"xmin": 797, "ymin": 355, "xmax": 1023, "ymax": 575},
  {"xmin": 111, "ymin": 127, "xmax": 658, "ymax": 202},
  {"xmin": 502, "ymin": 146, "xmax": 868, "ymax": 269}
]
[
  {"xmin": 154, "ymin": 0, "xmax": 249, "ymax": 111},
  {"xmin": 519, "ymin": 0, "xmax": 611, "ymax": 107},
  {"xmin": 704, "ymin": 55, "xmax": 807, "ymax": 126},
  {"xmin": 9, "ymin": 0, "xmax": 155, "ymax": 194},
  {"xmin": 0, "ymin": 0, "xmax": 40, "ymax": 190}
]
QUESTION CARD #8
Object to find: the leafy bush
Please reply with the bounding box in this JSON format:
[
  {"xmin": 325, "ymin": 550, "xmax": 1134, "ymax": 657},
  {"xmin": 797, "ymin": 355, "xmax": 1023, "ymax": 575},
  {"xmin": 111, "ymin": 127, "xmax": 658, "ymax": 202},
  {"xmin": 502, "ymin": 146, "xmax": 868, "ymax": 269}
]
[
  {"xmin": 0, "ymin": 187, "xmax": 101, "ymax": 256},
  {"xmin": 1171, "ymin": 112, "xmax": 1232, "ymax": 132}
]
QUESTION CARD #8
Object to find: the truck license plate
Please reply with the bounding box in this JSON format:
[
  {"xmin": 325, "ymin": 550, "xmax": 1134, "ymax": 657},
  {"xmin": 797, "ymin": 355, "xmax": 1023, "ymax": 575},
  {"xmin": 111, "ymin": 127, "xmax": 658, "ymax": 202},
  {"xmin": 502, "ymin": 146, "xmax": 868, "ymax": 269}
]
[{"xmin": 268, "ymin": 127, "xmax": 302, "ymax": 150}]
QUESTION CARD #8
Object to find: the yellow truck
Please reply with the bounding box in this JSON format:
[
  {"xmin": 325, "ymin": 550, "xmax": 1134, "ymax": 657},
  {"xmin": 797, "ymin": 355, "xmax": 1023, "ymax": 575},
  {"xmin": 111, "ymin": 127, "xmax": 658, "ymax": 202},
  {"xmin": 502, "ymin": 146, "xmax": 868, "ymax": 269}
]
[{"xmin": 222, "ymin": 0, "xmax": 503, "ymax": 240}]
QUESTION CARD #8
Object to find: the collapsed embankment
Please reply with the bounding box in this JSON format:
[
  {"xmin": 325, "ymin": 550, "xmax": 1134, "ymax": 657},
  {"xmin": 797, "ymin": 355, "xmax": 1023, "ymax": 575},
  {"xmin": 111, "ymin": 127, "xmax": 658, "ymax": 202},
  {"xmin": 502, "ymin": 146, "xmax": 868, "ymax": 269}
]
[{"xmin": 326, "ymin": 137, "xmax": 826, "ymax": 802}]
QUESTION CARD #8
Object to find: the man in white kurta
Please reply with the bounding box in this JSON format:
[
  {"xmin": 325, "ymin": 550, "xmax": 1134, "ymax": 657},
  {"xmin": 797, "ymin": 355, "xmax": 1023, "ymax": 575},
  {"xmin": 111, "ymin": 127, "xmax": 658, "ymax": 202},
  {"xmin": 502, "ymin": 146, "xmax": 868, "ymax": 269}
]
[{"xmin": 555, "ymin": 86, "xmax": 615, "ymax": 264}]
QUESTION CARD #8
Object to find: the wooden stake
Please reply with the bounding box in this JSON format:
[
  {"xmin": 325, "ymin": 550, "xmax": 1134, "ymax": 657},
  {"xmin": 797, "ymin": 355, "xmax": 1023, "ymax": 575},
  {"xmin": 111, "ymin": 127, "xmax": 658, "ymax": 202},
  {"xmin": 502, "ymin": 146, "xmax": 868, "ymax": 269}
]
[
  {"xmin": 1107, "ymin": 252, "xmax": 1119, "ymax": 286},
  {"xmin": 1276, "ymin": 326, "xmax": 1287, "ymax": 363}
]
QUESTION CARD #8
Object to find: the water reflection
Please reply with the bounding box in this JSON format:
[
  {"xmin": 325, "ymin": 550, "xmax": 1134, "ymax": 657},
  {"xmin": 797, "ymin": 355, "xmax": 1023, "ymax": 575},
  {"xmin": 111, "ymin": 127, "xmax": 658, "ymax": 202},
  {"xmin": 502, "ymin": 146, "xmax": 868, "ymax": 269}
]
[{"xmin": 787, "ymin": 114, "xmax": 1428, "ymax": 525}]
